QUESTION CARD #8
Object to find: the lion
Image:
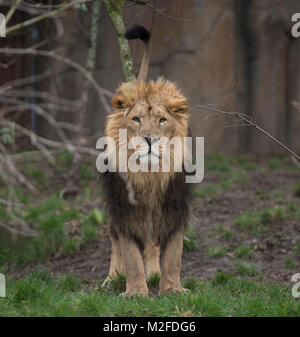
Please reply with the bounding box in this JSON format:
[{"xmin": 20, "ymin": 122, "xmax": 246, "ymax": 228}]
[{"xmin": 100, "ymin": 25, "xmax": 193, "ymax": 297}]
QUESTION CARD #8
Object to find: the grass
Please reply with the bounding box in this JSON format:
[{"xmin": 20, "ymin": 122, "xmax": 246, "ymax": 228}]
[
  {"xmin": 195, "ymin": 169, "xmax": 249, "ymax": 199},
  {"xmin": 234, "ymin": 205, "xmax": 292, "ymax": 234},
  {"xmin": 0, "ymin": 195, "xmax": 106, "ymax": 269},
  {"xmin": 294, "ymin": 183, "xmax": 300, "ymax": 197},
  {"xmin": 0, "ymin": 153, "xmax": 299, "ymax": 317},
  {"xmin": 255, "ymin": 188, "xmax": 270, "ymax": 200},
  {"xmin": 183, "ymin": 228, "xmax": 199, "ymax": 252},
  {"xmin": 214, "ymin": 224, "xmax": 235, "ymax": 241},
  {"xmin": 0, "ymin": 269, "xmax": 299, "ymax": 317},
  {"xmin": 21, "ymin": 163, "xmax": 49, "ymax": 186},
  {"xmin": 285, "ymin": 258, "xmax": 297, "ymax": 269},
  {"xmin": 205, "ymin": 153, "xmax": 258, "ymax": 173},
  {"xmin": 295, "ymin": 240, "xmax": 300, "ymax": 256},
  {"xmin": 194, "ymin": 151, "xmax": 256, "ymax": 200},
  {"xmin": 268, "ymin": 158, "xmax": 284, "ymax": 170},
  {"xmin": 208, "ymin": 246, "xmax": 226, "ymax": 257},
  {"xmin": 236, "ymin": 262, "xmax": 259, "ymax": 277},
  {"xmin": 234, "ymin": 246, "xmax": 253, "ymax": 259},
  {"xmin": 220, "ymin": 230, "xmax": 235, "ymax": 241}
]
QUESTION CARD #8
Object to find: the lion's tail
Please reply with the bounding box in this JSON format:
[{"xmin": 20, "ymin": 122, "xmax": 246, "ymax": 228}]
[{"xmin": 125, "ymin": 25, "xmax": 151, "ymax": 81}]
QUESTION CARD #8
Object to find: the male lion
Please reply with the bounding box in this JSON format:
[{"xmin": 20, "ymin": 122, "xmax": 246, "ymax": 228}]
[{"xmin": 101, "ymin": 25, "xmax": 193, "ymax": 296}]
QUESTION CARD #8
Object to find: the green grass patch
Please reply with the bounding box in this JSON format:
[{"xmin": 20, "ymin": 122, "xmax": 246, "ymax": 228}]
[
  {"xmin": 195, "ymin": 183, "xmax": 220, "ymax": 199},
  {"xmin": 80, "ymin": 209, "xmax": 106, "ymax": 245},
  {"xmin": 234, "ymin": 246, "xmax": 253, "ymax": 259},
  {"xmin": 206, "ymin": 153, "xmax": 258, "ymax": 173},
  {"xmin": 220, "ymin": 230, "xmax": 235, "ymax": 241},
  {"xmin": 268, "ymin": 158, "xmax": 284, "ymax": 170},
  {"xmin": 55, "ymin": 151, "xmax": 73, "ymax": 173},
  {"xmin": 236, "ymin": 262, "xmax": 259, "ymax": 276},
  {"xmin": 0, "ymin": 200, "xmax": 107, "ymax": 269},
  {"xmin": 295, "ymin": 240, "xmax": 300, "ymax": 256},
  {"xmin": 215, "ymin": 225, "xmax": 235, "ymax": 241},
  {"xmin": 234, "ymin": 206, "xmax": 291, "ymax": 234},
  {"xmin": 206, "ymin": 153, "xmax": 232, "ymax": 173},
  {"xmin": 294, "ymin": 183, "xmax": 300, "ymax": 197},
  {"xmin": 208, "ymin": 246, "xmax": 226, "ymax": 257},
  {"xmin": 255, "ymin": 189, "xmax": 270, "ymax": 200},
  {"xmin": 0, "ymin": 270, "xmax": 299, "ymax": 316},
  {"xmin": 21, "ymin": 163, "xmax": 49, "ymax": 186},
  {"xmin": 147, "ymin": 273, "xmax": 160, "ymax": 289},
  {"xmin": 195, "ymin": 168, "xmax": 249, "ymax": 199},
  {"xmin": 183, "ymin": 228, "xmax": 199, "ymax": 252},
  {"xmin": 285, "ymin": 258, "xmax": 297, "ymax": 269}
]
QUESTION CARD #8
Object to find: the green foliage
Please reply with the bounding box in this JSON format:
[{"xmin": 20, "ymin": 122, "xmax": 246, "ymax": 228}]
[
  {"xmin": 147, "ymin": 273, "xmax": 160, "ymax": 289},
  {"xmin": 0, "ymin": 126, "xmax": 15, "ymax": 144},
  {"xmin": 195, "ymin": 164, "xmax": 249, "ymax": 200},
  {"xmin": 206, "ymin": 153, "xmax": 232, "ymax": 173},
  {"xmin": 91, "ymin": 209, "xmax": 107, "ymax": 225},
  {"xmin": 21, "ymin": 163, "xmax": 49, "ymax": 186},
  {"xmin": 57, "ymin": 274, "xmax": 83, "ymax": 293},
  {"xmin": 106, "ymin": 273, "xmax": 126, "ymax": 294},
  {"xmin": 0, "ymin": 196, "xmax": 80, "ymax": 268},
  {"xmin": 255, "ymin": 188, "xmax": 270, "ymax": 200},
  {"xmin": 79, "ymin": 209, "xmax": 106, "ymax": 244},
  {"xmin": 234, "ymin": 246, "xmax": 253, "ymax": 259},
  {"xmin": 80, "ymin": 165, "xmax": 96, "ymax": 180},
  {"xmin": 55, "ymin": 151, "xmax": 73, "ymax": 173},
  {"xmin": 236, "ymin": 262, "xmax": 259, "ymax": 276},
  {"xmin": 294, "ymin": 183, "xmax": 300, "ymax": 197},
  {"xmin": 285, "ymin": 258, "xmax": 297, "ymax": 269},
  {"xmin": 183, "ymin": 277, "xmax": 199, "ymax": 292},
  {"xmin": 235, "ymin": 206, "xmax": 288, "ymax": 234},
  {"xmin": 220, "ymin": 230, "xmax": 235, "ymax": 241},
  {"xmin": 62, "ymin": 239, "xmax": 78, "ymax": 256},
  {"xmin": 195, "ymin": 183, "xmax": 220, "ymax": 199},
  {"xmin": 1, "ymin": 270, "xmax": 299, "ymax": 317},
  {"xmin": 268, "ymin": 158, "xmax": 283, "ymax": 170},
  {"xmin": 213, "ymin": 271, "xmax": 231, "ymax": 285},
  {"xmin": 183, "ymin": 229, "xmax": 198, "ymax": 252},
  {"xmin": 295, "ymin": 240, "xmax": 300, "ymax": 256},
  {"xmin": 208, "ymin": 246, "xmax": 226, "ymax": 257}
]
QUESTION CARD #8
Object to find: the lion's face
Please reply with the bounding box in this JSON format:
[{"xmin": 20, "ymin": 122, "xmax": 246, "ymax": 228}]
[{"xmin": 105, "ymin": 78, "xmax": 189, "ymax": 177}]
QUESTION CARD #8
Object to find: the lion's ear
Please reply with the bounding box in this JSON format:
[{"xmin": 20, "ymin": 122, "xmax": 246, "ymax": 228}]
[
  {"xmin": 112, "ymin": 95, "xmax": 126, "ymax": 110},
  {"xmin": 167, "ymin": 97, "xmax": 188, "ymax": 117},
  {"xmin": 111, "ymin": 82, "xmax": 137, "ymax": 111}
]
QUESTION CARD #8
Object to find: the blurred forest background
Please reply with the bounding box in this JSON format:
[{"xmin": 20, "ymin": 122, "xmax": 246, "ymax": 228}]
[
  {"xmin": 1, "ymin": 0, "xmax": 300, "ymax": 155},
  {"xmin": 0, "ymin": 1, "xmax": 300, "ymax": 313}
]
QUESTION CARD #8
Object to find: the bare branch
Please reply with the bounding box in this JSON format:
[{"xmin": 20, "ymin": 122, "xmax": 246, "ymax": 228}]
[
  {"xmin": 0, "ymin": 47, "xmax": 112, "ymax": 112},
  {"xmin": 196, "ymin": 104, "xmax": 300, "ymax": 161}
]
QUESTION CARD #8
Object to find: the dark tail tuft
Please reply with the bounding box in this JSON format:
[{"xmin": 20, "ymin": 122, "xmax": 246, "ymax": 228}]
[{"xmin": 125, "ymin": 25, "xmax": 150, "ymax": 42}]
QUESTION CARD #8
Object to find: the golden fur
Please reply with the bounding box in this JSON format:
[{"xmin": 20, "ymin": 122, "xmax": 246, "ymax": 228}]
[
  {"xmin": 101, "ymin": 24, "xmax": 191, "ymax": 296},
  {"xmin": 105, "ymin": 77, "xmax": 189, "ymax": 192},
  {"xmin": 101, "ymin": 77, "xmax": 191, "ymax": 296}
]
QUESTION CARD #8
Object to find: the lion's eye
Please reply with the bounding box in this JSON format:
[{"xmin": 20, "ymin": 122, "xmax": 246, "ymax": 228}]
[
  {"xmin": 132, "ymin": 117, "xmax": 140, "ymax": 123},
  {"xmin": 159, "ymin": 117, "xmax": 167, "ymax": 123}
]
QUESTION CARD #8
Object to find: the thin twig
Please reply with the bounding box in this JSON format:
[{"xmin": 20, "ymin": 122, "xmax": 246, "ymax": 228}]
[
  {"xmin": 0, "ymin": 47, "xmax": 112, "ymax": 112},
  {"xmin": 196, "ymin": 104, "xmax": 300, "ymax": 161}
]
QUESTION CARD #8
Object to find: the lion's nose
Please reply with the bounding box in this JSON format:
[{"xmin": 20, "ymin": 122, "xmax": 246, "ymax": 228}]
[
  {"xmin": 144, "ymin": 136, "xmax": 159, "ymax": 147},
  {"xmin": 144, "ymin": 136, "xmax": 152, "ymax": 147}
]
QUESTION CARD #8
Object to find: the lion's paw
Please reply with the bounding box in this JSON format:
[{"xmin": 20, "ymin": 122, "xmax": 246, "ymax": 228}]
[
  {"xmin": 101, "ymin": 277, "xmax": 112, "ymax": 288},
  {"xmin": 159, "ymin": 284, "xmax": 190, "ymax": 296},
  {"xmin": 119, "ymin": 289, "xmax": 148, "ymax": 298}
]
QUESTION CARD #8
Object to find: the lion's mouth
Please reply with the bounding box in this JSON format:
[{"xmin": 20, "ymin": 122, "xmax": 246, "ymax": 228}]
[{"xmin": 138, "ymin": 152, "xmax": 162, "ymax": 160}]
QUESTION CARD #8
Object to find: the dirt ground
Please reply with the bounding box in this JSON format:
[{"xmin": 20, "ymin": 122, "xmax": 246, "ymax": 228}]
[{"xmin": 11, "ymin": 157, "xmax": 300, "ymax": 285}]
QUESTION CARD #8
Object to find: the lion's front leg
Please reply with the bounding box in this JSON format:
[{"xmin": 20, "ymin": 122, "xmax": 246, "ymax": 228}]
[
  {"xmin": 119, "ymin": 234, "xmax": 148, "ymax": 297},
  {"xmin": 144, "ymin": 241, "xmax": 161, "ymax": 277},
  {"xmin": 159, "ymin": 229, "xmax": 189, "ymax": 296},
  {"xmin": 101, "ymin": 236, "xmax": 125, "ymax": 287}
]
